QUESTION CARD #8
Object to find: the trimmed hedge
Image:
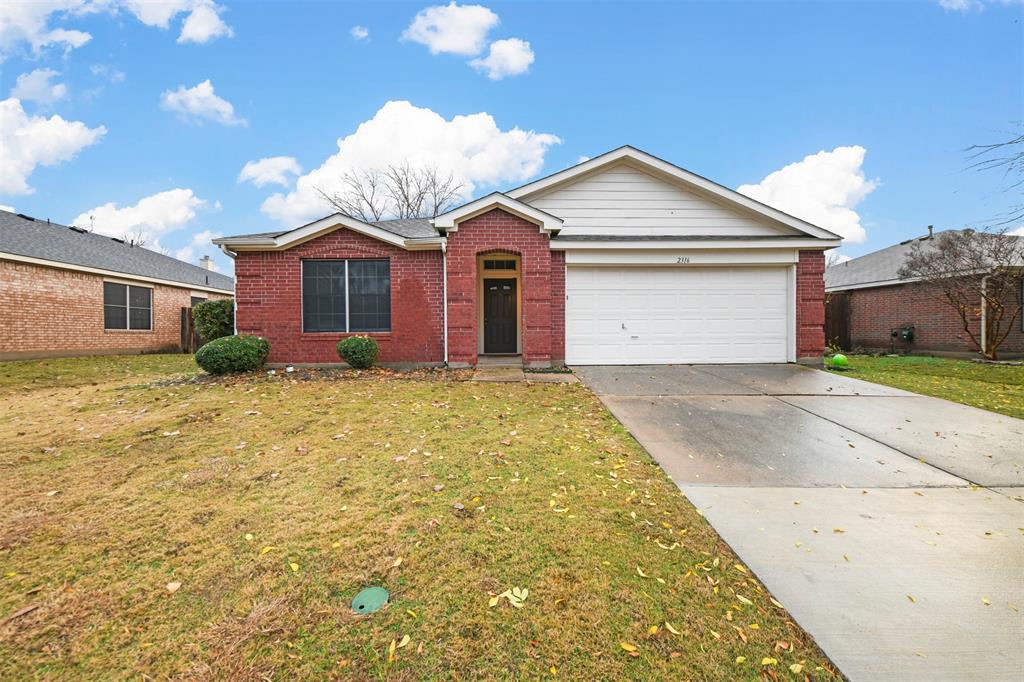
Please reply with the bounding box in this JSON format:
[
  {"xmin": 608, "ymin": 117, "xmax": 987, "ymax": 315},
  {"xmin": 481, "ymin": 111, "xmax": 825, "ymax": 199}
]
[
  {"xmin": 195, "ymin": 335, "xmax": 270, "ymax": 374},
  {"xmin": 336, "ymin": 335, "xmax": 379, "ymax": 369},
  {"xmin": 192, "ymin": 299, "xmax": 234, "ymax": 342}
]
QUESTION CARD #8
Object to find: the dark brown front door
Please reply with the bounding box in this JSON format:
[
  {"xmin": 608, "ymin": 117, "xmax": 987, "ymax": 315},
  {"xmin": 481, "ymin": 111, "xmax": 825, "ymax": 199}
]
[{"xmin": 484, "ymin": 278, "xmax": 517, "ymax": 354}]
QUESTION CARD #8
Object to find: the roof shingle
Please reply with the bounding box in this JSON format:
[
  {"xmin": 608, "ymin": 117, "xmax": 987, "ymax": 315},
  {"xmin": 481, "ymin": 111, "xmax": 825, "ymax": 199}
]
[{"xmin": 0, "ymin": 210, "xmax": 234, "ymax": 292}]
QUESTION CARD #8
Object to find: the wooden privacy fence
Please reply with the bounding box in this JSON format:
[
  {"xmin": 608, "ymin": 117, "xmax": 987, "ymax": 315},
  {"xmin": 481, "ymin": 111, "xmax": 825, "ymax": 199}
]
[
  {"xmin": 824, "ymin": 292, "xmax": 851, "ymax": 351},
  {"xmin": 179, "ymin": 307, "xmax": 203, "ymax": 353}
]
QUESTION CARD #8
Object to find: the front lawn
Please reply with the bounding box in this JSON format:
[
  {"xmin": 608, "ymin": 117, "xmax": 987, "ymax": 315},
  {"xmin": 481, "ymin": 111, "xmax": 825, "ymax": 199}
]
[
  {"xmin": 1, "ymin": 355, "xmax": 838, "ymax": 680},
  {"xmin": 840, "ymin": 355, "xmax": 1024, "ymax": 419}
]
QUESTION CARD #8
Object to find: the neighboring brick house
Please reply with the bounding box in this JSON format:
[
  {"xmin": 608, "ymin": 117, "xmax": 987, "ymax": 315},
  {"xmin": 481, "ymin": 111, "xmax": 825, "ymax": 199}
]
[
  {"xmin": 1, "ymin": 210, "xmax": 234, "ymax": 360},
  {"xmin": 215, "ymin": 146, "xmax": 841, "ymax": 368},
  {"xmin": 825, "ymin": 229, "xmax": 1024, "ymax": 357}
]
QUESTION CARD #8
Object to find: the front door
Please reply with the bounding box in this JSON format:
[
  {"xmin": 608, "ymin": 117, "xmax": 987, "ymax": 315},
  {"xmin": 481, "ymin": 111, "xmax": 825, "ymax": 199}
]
[{"xmin": 484, "ymin": 278, "xmax": 517, "ymax": 354}]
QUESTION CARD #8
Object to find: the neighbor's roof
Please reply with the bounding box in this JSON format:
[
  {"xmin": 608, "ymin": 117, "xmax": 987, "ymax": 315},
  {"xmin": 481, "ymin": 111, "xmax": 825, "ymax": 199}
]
[
  {"xmin": 823, "ymin": 228, "xmax": 1024, "ymax": 291},
  {"xmin": 0, "ymin": 210, "xmax": 234, "ymax": 292}
]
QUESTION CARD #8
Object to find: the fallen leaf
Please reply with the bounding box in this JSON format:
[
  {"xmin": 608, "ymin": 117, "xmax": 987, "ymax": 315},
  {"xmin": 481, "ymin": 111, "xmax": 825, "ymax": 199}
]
[
  {"xmin": 244, "ymin": 533, "xmax": 254, "ymax": 541},
  {"xmin": 907, "ymin": 594, "xmax": 916, "ymax": 603},
  {"xmin": 165, "ymin": 582, "xmax": 181, "ymax": 593},
  {"xmin": 406, "ymin": 609, "xmax": 417, "ymax": 618},
  {"xmin": 735, "ymin": 656, "xmax": 746, "ymax": 664},
  {"xmin": 260, "ymin": 546, "xmax": 276, "ymax": 555},
  {"xmin": 736, "ymin": 594, "xmax": 753, "ymax": 605},
  {"xmin": 761, "ymin": 657, "xmax": 778, "ymax": 666},
  {"xmin": 982, "ymin": 597, "xmax": 991, "ymax": 606},
  {"xmin": 664, "ymin": 621, "xmax": 680, "ymax": 635},
  {"xmin": 647, "ymin": 625, "xmax": 659, "ymax": 635},
  {"xmin": 392, "ymin": 557, "xmax": 403, "ymax": 568},
  {"xmin": 398, "ymin": 634, "xmax": 410, "ymax": 648},
  {"xmin": 620, "ymin": 642, "xmax": 637, "ymax": 652},
  {"xmin": 289, "ymin": 563, "xmax": 299, "ymax": 572},
  {"xmin": 488, "ymin": 596, "xmax": 500, "ymax": 608},
  {"xmin": 4, "ymin": 603, "xmax": 40, "ymax": 622},
  {"xmin": 790, "ymin": 663, "xmax": 805, "ymax": 673},
  {"xmin": 636, "ymin": 566, "xmax": 649, "ymax": 578}
]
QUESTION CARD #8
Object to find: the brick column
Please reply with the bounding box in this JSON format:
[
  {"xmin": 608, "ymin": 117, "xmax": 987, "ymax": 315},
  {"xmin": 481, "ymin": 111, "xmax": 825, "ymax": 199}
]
[{"xmin": 796, "ymin": 250, "xmax": 826, "ymax": 360}]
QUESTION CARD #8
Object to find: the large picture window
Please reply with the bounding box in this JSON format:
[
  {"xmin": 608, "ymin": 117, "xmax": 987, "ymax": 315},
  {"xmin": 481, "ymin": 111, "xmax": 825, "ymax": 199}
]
[
  {"xmin": 104, "ymin": 282, "xmax": 152, "ymax": 330},
  {"xmin": 302, "ymin": 259, "xmax": 391, "ymax": 332}
]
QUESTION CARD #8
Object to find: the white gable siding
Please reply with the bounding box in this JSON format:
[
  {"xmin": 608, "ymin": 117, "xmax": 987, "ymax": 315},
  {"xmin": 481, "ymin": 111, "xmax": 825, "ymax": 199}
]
[{"xmin": 526, "ymin": 163, "xmax": 801, "ymax": 237}]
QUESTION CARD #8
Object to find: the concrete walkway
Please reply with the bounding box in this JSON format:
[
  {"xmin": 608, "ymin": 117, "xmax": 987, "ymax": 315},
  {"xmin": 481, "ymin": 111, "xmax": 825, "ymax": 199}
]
[{"xmin": 577, "ymin": 364, "xmax": 1024, "ymax": 681}]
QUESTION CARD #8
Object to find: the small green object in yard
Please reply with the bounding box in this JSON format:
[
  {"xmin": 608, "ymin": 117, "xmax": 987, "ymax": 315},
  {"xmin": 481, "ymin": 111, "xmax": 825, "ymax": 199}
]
[
  {"xmin": 831, "ymin": 354, "xmax": 849, "ymax": 368},
  {"xmin": 351, "ymin": 586, "xmax": 389, "ymax": 614}
]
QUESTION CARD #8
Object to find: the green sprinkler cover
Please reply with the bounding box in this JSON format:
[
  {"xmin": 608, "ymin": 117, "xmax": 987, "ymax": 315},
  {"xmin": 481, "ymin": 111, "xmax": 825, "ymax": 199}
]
[{"xmin": 351, "ymin": 586, "xmax": 389, "ymax": 614}]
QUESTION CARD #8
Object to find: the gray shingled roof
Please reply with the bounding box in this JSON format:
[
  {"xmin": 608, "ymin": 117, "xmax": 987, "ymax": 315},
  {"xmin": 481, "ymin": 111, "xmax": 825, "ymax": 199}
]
[
  {"xmin": 219, "ymin": 216, "xmax": 440, "ymax": 243},
  {"xmin": 0, "ymin": 210, "xmax": 234, "ymax": 292}
]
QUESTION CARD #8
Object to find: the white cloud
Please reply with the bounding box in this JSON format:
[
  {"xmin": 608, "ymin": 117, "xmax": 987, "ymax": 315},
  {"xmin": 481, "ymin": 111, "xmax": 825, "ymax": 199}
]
[
  {"xmin": 175, "ymin": 228, "xmax": 222, "ymax": 265},
  {"xmin": 0, "ymin": 1, "xmax": 92, "ymax": 59},
  {"xmin": 0, "ymin": 204, "xmax": 15, "ymax": 212},
  {"xmin": 351, "ymin": 25, "xmax": 369, "ymax": 40},
  {"xmin": 1008, "ymin": 226, "xmax": 1024, "ymax": 236},
  {"xmin": 0, "ymin": 97, "xmax": 106, "ymax": 195},
  {"xmin": 177, "ymin": 0, "xmax": 233, "ymax": 43},
  {"xmin": 0, "ymin": 1, "xmax": 232, "ymax": 60},
  {"xmin": 938, "ymin": 0, "xmax": 981, "ymax": 10},
  {"xmin": 238, "ymin": 156, "xmax": 302, "ymax": 188},
  {"xmin": 826, "ymin": 252, "xmax": 852, "ymax": 267},
  {"xmin": 402, "ymin": 2, "xmax": 498, "ymax": 55},
  {"xmin": 10, "ymin": 68, "xmax": 67, "ymax": 104},
  {"xmin": 737, "ymin": 146, "xmax": 879, "ymax": 243},
  {"xmin": 89, "ymin": 63, "xmax": 126, "ymax": 83},
  {"xmin": 71, "ymin": 188, "xmax": 206, "ymax": 251},
  {"xmin": 469, "ymin": 37, "xmax": 533, "ymax": 79},
  {"xmin": 160, "ymin": 79, "xmax": 246, "ymax": 126},
  {"xmin": 260, "ymin": 100, "xmax": 560, "ymax": 225}
]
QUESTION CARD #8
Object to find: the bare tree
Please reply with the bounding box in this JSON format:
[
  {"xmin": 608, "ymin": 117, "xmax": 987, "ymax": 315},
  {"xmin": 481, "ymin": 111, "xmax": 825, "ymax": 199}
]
[
  {"xmin": 316, "ymin": 163, "xmax": 464, "ymax": 222},
  {"xmin": 966, "ymin": 123, "xmax": 1023, "ymax": 226},
  {"xmin": 121, "ymin": 231, "xmax": 148, "ymax": 247},
  {"xmin": 899, "ymin": 228, "xmax": 1024, "ymax": 360},
  {"xmin": 826, "ymin": 251, "xmax": 849, "ymax": 268}
]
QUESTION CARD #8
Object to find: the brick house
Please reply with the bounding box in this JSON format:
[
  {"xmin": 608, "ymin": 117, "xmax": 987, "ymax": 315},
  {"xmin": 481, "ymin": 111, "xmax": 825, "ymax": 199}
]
[
  {"xmin": 825, "ymin": 228, "xmax": 1024, "ymax": 357},
  {"xmin": 215, "ymin": 146, "xmax": 841, "ymax": 368},
  {"xmin": 1, "ymin": 210, "xmax": 234, "ymax": 360}
]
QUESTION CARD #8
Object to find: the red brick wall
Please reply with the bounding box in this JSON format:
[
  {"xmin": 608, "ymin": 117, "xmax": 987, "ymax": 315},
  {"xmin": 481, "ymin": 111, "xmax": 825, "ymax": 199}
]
[
  {"xmin": 0, "ymin": 258, "xmax": 229, "ymax": 360},
  {"xmin": 445, "ymin": 208, "xmax": 558, "ymax": 367},
  {"xmin": 796, "ymin": 250, "xmax": 826, "ymax": 360},
  {"xmin": 233, "ymin": 229, "xmax": 444, "ymax": 365},
  {"xmin": 845, "ymin": 278, "xmax": 1024, "ymax": 355}
]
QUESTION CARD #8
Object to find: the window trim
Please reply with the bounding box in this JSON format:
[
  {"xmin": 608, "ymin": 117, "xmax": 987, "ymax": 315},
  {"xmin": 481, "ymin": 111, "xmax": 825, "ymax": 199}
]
[
  {"xmin": 103, "ymin": 279, "xmax": 153, "ymax": 332},
  {"xmin": 300, "ymin": 258, "xmax": 392, "ymax": 334}
]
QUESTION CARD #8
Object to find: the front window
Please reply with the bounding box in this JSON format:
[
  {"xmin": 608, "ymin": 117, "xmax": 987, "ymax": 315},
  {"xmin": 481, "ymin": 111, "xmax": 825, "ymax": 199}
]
[
  {"xmin": 104, "ymin": 282, "xmax": 152, "ymax": 330},
  {"xmin": 302, "ymin": 259, "xmax": 390, "ymax": 332}
]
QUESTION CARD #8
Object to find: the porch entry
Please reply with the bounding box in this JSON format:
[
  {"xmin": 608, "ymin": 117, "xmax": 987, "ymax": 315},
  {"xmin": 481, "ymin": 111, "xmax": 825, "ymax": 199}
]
[{"xmin": 478, "ymin": 255, "xmax": 521, "ymax": 356}]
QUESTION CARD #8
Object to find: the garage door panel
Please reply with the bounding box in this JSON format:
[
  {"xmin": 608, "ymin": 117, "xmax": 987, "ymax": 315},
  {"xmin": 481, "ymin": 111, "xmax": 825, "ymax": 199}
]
[{"xmin": 566, "ymin": 266, "xmax": 790, "ymax": 365}]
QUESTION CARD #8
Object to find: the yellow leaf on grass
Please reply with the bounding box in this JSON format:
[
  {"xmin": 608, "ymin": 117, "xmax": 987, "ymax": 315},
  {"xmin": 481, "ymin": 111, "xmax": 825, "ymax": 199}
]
[
  {"xmin": 733, "ymin": 564, "xmax": 748, "ymax": 574},
  {"xmin": 664, "ymin": 621, "xmax": 680, "ymax": 635},
  {"xmin": 406, "ymin": 609, "xmax": 417, "ymax": 618},
  {"xmin": 735, "ymin": 656, "xmax": 746, "ymax": 664},
  {"xmin": 260, "ymin": 546, "xmax": 276, "ymax": 555},
  {"xmin": 790, "ymin": 663, "xmax": 805, "ymax": 673},
  {"xmin": 647, "ymin": 625, "xmax": 659, "ymax": 635},
  {"xmin": 244, "ymin": 533, "xmax": 254, "ymax": 541},
  {"xmin": 488, "ymin": 596, "xmax": 500, "ymax": 607},
  {"xmin": 398, "ymin": 635, "xmax": 410, "ymax": 648},
  {"xmin": 165, "ymin": 581, "xmax": 181, "ymax": 593},
  {"xmin": 761, "ymin": 657, "xmax": 778, "ymax": 665},
  {"xmin": 709, "ymin": 630, "xmax": 721, "ymax": 639},
  {"xmin": 770, "ymin": 597, "xmax": 784, "ymax": 608},
  {"xmin": 289, "ymin": 563, "xmax": 299, "ymax": 572},
  {"xmin": 736, "ymin": 594, "xmax": 753, "ymax": 605},
  {"xmin": 387, "ymin": 639, "xmax": 397, "ymax": 662},
  {"xmin": 620, "ymin": 642, "xmax": 637, "ymax": 652},
  {"xmin": 392, "ymin": 557, "xmax": 403, "ymax": 568},
  {"xmin": 636, "ymin": 566, "xmax": 649, "ymax": 578}
]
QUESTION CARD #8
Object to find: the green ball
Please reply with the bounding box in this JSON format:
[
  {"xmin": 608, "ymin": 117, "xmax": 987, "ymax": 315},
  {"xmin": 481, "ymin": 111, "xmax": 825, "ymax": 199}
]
[{"xmin": 830, "ymin": 354, "xmax": 849, "ymax": 368}]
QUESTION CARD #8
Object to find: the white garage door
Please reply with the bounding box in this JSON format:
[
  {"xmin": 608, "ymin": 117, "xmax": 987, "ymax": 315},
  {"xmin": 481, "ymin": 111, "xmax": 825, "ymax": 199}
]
[{"xmin": 565, "ymin": 266, "xmax": 789, "ymax": 365}]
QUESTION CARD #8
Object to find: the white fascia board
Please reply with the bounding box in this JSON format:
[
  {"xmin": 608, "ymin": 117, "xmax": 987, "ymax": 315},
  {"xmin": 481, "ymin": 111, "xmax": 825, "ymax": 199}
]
[
  {"xmin": 566, "ymin": 248, "xmax": 800, "ymax": 266},
  {"xmin": 551, "ymin": 239, "xmax": 841, "ymax": 250},
  {"xmin": 0, "ymin": 251, "xmax": 234, "ymax": 295},
  {"xmin": 432, "ymin": 192, "xmax": 563, "ymax": 233},
  {"xmin": 508, "ymin": 146, "xmax": 842, "ymax": 242},
  {"xmin": 214, "ymin": 214, "xmax": 443, "ymax": 252}
]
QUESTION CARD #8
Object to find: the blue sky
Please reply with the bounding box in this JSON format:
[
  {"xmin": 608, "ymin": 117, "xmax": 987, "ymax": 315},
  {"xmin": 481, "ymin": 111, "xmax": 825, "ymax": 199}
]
[{"xmin": 1, "ymin": 0, "xmax": 1021, "ymax": 272}]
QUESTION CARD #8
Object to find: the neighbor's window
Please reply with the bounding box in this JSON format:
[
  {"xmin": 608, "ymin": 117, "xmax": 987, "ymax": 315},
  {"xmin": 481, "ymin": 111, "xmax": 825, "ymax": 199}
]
[
  {"xmin": 104, "ymin": 282, "xmax": 152, "ymax": 330},
  {"xmin": 302, "ymin": 259, "xmax": 390, "ymax": 333}
]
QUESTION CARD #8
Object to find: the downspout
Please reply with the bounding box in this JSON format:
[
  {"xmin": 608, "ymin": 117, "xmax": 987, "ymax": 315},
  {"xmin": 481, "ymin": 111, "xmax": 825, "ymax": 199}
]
[
  {"xmin": 980, "ymin": 274, "xmax": 989, "ymax": 357},
  {"xmin": 441, "ymin": 239, "xmax": 449, "ymax": 366},
  {"xmin": 218, "ymin": 243, "xmax": 239, "ymax": 336}
]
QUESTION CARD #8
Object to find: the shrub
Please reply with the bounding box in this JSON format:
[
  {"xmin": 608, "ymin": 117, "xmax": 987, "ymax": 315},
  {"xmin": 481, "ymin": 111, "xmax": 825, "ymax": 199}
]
[
  {"xmin": 336, "ymin": 335, "xmax": 379, "ymax": 369},
  {"xmin": 195, "ymin": 335, "xmax": 270, "ymax": 374},
  {"xmin": 192, "ymin": 299, "xmax": 234, "ymax": 342}
]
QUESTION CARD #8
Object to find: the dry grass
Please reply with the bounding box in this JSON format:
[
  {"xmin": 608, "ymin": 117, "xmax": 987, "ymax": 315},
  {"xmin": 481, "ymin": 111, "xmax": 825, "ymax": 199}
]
[{"xmin": 1, "ymin": 355, "xmax": 840, "ymax": 680}]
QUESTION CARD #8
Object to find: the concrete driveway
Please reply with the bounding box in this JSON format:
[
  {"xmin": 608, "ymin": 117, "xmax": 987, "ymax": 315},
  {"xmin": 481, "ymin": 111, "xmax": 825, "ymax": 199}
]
[{"xmin": 577, "ymin": 364, "xmax": 1024, "ymax": 681}]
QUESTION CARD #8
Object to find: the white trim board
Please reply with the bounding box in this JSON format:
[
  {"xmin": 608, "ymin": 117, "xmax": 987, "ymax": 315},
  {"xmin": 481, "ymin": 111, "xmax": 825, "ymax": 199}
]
[
  {"xmin": 432, "ymin": 192, "xmax": 563, "ymax": 233},
  {"xmin": 0, "ymin": 251, "xmax": 233, "ymax": 295},
  {"xmin": 214, "ymin": 213, "xmax": 445, "ymax": 253}
]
